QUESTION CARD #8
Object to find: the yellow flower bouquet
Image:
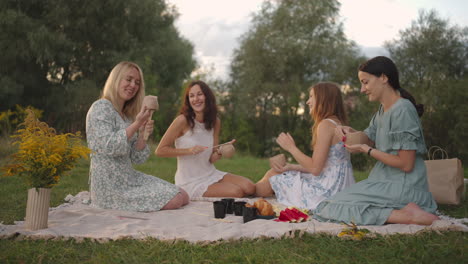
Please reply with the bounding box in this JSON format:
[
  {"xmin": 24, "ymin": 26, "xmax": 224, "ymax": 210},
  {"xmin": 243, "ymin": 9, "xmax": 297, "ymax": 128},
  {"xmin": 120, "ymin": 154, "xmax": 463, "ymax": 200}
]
[{"xmin": 2, "ymin": 109, "xmax": 90, "ymax": 188}]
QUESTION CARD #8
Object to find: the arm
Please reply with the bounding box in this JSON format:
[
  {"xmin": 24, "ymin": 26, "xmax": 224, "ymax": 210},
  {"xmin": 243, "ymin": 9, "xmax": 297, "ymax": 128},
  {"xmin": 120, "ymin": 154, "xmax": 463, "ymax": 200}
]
[
  {"xmin": 282, "ymin": 163, "xmax": 309, "ymax": 173},
  {"xmin": 126, "ymin": 106, "xmax": 152, "ymax": 150},
  {"xmin": 129, "ymin": 120, "xmax": 153, "ymax": 164},
  {"xmin": 346, "ymin": 144, "xmax": 416, "ymax": 172},
  {"xmin": 335, "ymin": 125, "xmax": 375, "ymax": 148},
  {"xmin": 209, "ymin": 118, "xmax": 222, "ymax": 163},
  {"xmin": 276, "ymin": 120, "xmax": 335, "ymax": 175},
  {"xmin": 155, "ymin": 115, "xmax": 207, "ymax": 157},
  {"xmin": 345, "ymin": 104, "xmax": 421, "ymax": 173},
  {"xmin": 86, "ymin": 100, "xmax": 130, "ymax": 157}
]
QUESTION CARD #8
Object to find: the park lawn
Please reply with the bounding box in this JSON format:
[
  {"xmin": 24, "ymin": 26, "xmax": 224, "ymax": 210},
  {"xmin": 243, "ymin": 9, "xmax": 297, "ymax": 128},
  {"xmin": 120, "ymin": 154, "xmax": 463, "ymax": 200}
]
[{"xmin": 0, "ymin": 150, "xmax": 467, "ymax": 263}]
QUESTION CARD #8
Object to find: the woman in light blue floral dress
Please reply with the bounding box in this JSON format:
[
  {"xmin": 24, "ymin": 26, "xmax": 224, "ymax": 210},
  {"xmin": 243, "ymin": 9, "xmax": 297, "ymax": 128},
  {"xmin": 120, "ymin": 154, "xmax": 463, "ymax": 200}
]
[
  {"xmin": 314, "ymin": 56, "xmax": 438, "ymax": 225},
  {"xmin": 86, "ymin": 61, "xmax": 189, "ymax": 212},
  {"xmin": 256, "ymin": 82, "xmax": 355, "ymax": 210}
]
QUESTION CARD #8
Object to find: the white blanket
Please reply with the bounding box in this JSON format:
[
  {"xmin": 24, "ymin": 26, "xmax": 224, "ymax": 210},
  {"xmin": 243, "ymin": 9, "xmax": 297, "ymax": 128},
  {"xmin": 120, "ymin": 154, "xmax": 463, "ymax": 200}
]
[{"xmin": 1, "ymin": 191, "xmax": 466, "ymax": 243}]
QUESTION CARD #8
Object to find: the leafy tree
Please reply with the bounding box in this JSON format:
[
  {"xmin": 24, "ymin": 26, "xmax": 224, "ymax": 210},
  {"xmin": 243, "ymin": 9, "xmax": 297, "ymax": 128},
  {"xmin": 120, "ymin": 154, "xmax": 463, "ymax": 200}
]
[
  {"xmin": 225, "ymin": 0, "xmax": 363, "ymax": 156},
  {"xmin": 385, "ymin": 10, "xmax": 468, "ymax": 163},
  {"xmin": 0, "ymin": 0, "xmax": 195, "ymax": 134}
]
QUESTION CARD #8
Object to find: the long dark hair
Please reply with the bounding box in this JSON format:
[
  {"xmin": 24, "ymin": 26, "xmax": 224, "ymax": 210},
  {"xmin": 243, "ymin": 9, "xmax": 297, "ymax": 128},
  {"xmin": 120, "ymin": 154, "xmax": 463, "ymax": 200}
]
[
  {"xmin": 179, "ymin": 80, "xmax": 218, "ymax": 130},
  {"xmin": 359, "ymin": 56, "xmax": 424, "ymax": 117}
]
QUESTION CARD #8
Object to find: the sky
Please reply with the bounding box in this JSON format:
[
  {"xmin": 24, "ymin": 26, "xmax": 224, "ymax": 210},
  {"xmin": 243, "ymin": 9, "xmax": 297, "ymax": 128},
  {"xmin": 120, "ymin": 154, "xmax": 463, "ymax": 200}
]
[{"xmin": 167, "ymin": 0, "xmax": 468, "ymax": 80}]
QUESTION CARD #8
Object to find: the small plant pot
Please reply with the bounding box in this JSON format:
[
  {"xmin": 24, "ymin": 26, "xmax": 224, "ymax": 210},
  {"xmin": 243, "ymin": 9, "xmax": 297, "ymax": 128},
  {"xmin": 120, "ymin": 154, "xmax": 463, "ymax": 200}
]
[
  {"xmin": 25, "ymin": 188, "xmax": 51, "ymax": 230},
  {"xmin": 221, "ymin": 198, "xmax": 235, "ymax": 214},
  {"xmin": 233, "ymin": 201, "xmax": 247, "ymax": 216},
  {"xmin": 220, "ymin": 145, "xmax": 235, "ymax": 158},
  {"xmin": 213, "ymin": 201, "xmax": 226, "ymax": 218},
  {"xmin": 269, "ymin": 154, "xmax": 286, "ymax": 168},
  {"xmin": 345, "ymin": 132, "xmax": 369, "ymax": 145},
  {"xmin": 243, "ymin": 206, "xmax": 257, "ymax": 223}
]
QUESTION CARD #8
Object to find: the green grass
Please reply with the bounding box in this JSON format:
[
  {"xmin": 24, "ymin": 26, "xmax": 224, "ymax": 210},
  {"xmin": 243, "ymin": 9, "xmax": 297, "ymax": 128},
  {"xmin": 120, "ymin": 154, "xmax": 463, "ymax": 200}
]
[
  {"xmin": 0, "ymin": 144, "xmax": 467, "ymax": 263},
  {"xmin": 1, "ymin": 232, "xmax": 466, "ymax": 264}
]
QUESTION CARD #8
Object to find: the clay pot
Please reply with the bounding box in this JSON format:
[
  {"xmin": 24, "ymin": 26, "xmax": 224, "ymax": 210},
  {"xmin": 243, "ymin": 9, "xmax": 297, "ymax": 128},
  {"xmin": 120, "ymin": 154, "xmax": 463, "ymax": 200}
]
[
  {"xmin": 143, "ymin": 95, "xmax": 159, "ymax": 110},
  {"xmin": 345, "ymin": 131, "xmax": 369, "ymax": 145},
  {"xmin": 269, "ymin": 154, "xmax": 286, "ymax": 168},
  {"xmin": 220, "ymin": 144, "xmax": 235, "ymax": 158}
]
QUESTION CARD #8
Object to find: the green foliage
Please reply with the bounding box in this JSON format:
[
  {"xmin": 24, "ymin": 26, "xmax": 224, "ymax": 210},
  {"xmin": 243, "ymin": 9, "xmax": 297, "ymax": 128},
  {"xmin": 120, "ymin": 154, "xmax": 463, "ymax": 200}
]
[
  {"xmin": 0, "ymin": 105, "xmax": 43, "ymax": 137},
  {"xmin": 385, "ymin": 10, "xmax": 468, "ymax": 163},
  {"xmin": 225, "ymin": 0, "xmax": 364, "ymax": 156},
  {"xmin": 1, "ymin": 232, "xmax": 467, "ymax": 263},
  {"xmin": 0, "ymin": 0, "xmax": 195, "ymax": 133}
]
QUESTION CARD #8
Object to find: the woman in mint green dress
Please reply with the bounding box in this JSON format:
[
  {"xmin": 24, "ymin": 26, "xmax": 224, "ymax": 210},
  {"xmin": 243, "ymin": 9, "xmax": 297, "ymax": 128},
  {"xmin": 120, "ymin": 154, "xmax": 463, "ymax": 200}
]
[{"xmin": 313, "ymin": 56, "xmax": 439, "ymax": 225}]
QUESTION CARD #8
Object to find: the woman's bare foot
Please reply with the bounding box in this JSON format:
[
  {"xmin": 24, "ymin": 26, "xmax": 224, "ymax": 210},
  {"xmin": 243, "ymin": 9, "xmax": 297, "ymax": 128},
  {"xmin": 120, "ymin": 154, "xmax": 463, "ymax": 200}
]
[{"xmin": 393, "ymin": 203, "xmax": 440, "ymax": 225}]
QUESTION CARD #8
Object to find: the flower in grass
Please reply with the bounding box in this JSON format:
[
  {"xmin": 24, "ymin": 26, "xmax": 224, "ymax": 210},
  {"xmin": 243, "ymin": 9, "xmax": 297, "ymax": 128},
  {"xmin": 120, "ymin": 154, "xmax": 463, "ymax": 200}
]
[
  {"xmin": 337, "ymin": 221, "xmax": 371, "ymax": 240},
  {"xmin": 1, "ymin": 109, "xmax": 91, "ymax": 188}
]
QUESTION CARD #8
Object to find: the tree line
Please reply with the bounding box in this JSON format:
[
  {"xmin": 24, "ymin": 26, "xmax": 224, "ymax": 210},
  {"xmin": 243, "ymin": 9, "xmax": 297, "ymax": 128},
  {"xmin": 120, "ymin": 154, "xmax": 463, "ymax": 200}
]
[{"xmin": 1, "ymin": 0, "xmax": 467, "ymax": 166}]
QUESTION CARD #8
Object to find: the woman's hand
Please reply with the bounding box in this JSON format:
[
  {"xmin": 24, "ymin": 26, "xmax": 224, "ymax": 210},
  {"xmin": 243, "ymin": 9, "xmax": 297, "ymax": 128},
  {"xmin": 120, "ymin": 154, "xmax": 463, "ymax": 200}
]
[
  {"xmin": 335, "ymin": 125, "xmax": 354, "ymax": 142},
  {"xmin": 189, "ymin": 145, "xmax": 208, "ymax": 155},
  {"xmin": 270, "ymin": 162, "xmax": 295, "ymax": 173},
  {"xmin": 276, "ymin": 132, "xmax": 296, "ymax": 152},
  {"xmin": 209, "ymin": 148, "xmax": 222, "ymax": 163},
  {"xmin": 345, "ymin": 144, "xmax": 370, "ymax": 154},
  {"xmin": 140, "ymin": 119, "xmax": 154, "ymax": 140},
  {"xmin": 135, "ymin": 106, "xmax": 152, "ymax": 127}
]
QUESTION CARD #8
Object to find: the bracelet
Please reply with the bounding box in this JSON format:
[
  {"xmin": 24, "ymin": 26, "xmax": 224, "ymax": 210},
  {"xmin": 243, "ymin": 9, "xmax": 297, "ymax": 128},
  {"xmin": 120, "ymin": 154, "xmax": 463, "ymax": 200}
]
[{"xmin": 367, "ymin": 148, "xmax": 373, "ymax": 156}]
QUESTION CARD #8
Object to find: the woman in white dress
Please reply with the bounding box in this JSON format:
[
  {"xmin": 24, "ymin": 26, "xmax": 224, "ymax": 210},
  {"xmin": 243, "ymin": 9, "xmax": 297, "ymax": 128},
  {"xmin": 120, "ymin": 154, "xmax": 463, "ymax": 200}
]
[
  {"xmin": 155, "ymin": 80, "xmax": 255, "ymax": 199},
  {"xmin": 256, "ymin": 82, "xmax": 355, "ymax": 210}
]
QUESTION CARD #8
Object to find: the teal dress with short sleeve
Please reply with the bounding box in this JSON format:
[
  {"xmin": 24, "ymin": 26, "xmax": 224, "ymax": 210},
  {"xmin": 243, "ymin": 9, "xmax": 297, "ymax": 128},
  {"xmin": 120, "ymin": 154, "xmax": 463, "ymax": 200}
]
[{"xmin": 313, "ymin": 99, "xmax": 437, "ymax": 225}]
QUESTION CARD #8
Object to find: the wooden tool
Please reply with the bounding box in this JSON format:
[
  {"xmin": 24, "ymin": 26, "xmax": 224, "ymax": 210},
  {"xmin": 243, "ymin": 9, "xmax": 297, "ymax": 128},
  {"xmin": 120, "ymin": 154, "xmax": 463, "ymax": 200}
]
[{"xmin": 142, "ymin": 95, "xmax": 159, "ymax": 140}]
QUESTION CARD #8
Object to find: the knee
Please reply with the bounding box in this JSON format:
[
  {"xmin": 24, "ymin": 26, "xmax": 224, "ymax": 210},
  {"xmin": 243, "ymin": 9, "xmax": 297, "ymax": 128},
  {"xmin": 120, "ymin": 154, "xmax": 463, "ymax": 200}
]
[
  {"xmin": 255, "ymin": 182, "xmax": 273, "ymax": 197},
  {"xmin": 242, "ymin": 181, "xmax": 256, "ymax": 196},
  {"xmin": 227, "ymin": 185, "xmax": 245, "ymax": 198},
  {"xmin": 179, "ymin": 188, "xmax": 190, "ymax": 205},
  {"xmin": 162, "ymin": 193, "xmax": 186, "ymax": 210}
]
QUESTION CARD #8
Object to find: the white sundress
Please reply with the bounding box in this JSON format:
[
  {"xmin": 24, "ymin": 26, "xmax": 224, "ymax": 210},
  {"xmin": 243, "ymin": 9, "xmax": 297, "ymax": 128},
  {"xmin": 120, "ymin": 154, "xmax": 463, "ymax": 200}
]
[
  {"xmin": 269, "ymin": 119, "xmax": 355, "ymax": 210},
  {"xmin": 174, "ymin": 120, "xmax": 227, "ymax": 199}
]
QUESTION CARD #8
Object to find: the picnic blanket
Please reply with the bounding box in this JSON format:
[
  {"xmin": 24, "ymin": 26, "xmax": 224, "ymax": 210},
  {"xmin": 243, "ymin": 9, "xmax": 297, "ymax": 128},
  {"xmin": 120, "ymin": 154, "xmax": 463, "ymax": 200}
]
[{"xmin": 1, "ymin": 191, "xmax": 467, "ymax": 243}]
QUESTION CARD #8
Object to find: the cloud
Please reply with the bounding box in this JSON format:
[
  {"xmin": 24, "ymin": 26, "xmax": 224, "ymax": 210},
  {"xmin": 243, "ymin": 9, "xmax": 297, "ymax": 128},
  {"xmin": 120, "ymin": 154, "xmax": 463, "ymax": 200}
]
[
  {"xmin": 170, "ymin": 0, "xmax": 468, "ymax": 80},
  {"xmin": 169, "ymin": 0, "xmax": 265, "ymax": 80}
]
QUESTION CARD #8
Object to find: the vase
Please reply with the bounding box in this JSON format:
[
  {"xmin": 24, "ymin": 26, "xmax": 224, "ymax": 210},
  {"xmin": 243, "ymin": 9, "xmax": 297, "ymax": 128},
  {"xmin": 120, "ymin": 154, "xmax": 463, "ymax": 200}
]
[{"xmin": 25, "ymin": 187, "xmax": 51, "ymax": 230}]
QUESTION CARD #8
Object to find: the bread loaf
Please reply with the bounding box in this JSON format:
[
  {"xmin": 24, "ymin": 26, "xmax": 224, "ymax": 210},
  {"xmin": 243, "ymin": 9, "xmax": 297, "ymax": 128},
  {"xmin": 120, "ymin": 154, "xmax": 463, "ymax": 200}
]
[{"xmin": 254, "ymin": 198, "xmax": 275, "ymax": 216}]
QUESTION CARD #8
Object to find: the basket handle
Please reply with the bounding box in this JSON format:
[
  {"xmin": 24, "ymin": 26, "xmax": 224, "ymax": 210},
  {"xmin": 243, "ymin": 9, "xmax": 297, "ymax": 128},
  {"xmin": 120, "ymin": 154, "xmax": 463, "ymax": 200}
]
[{"xmin": 427, "ymin": 146, "xmax": 448, "ymax": 160}]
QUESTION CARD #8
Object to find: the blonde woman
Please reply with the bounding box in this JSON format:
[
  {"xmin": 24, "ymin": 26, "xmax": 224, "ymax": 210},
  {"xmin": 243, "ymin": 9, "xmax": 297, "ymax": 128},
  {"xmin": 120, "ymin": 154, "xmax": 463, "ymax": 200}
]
[
  {"xmin": 256, "ymin": 82, "xmax": 355, "ymax": 210},
  {"xmin": 86, "ymin": 61, "xmax": 189, "ymax": 212}
]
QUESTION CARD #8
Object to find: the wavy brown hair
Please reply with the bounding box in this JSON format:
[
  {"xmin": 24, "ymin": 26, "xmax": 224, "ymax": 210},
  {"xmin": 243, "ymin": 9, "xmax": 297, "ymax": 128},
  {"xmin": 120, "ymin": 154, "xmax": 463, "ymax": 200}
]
[
  {"xmin": 179, "ymin": 80, "xmax": 217, "ymax": 130},
  {"xmin": 310, "ymin": 82, "xmax": 348, "ymax": 148}
]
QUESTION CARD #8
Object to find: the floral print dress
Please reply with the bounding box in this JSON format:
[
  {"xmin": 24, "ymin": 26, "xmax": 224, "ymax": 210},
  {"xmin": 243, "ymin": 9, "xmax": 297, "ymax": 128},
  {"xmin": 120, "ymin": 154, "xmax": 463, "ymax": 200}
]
[
  {"xmin": 86, "ymin": 99, "xmax": 180, "ymax": 212},
  {"xmin": 269, "ymin": 119, "xmax": 355, "ymax": 210}
]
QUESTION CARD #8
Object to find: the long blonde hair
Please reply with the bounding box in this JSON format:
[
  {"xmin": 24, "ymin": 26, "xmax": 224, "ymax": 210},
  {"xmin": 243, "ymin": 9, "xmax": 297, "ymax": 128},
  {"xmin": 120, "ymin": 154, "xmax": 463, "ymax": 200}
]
[
  {"xmin": 101, "ymin": 61, "xmax": 145, "ymax": 120},
  {"xmin": 310, "ymin": 82, "xmax": 348, "ymax": 148}
]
